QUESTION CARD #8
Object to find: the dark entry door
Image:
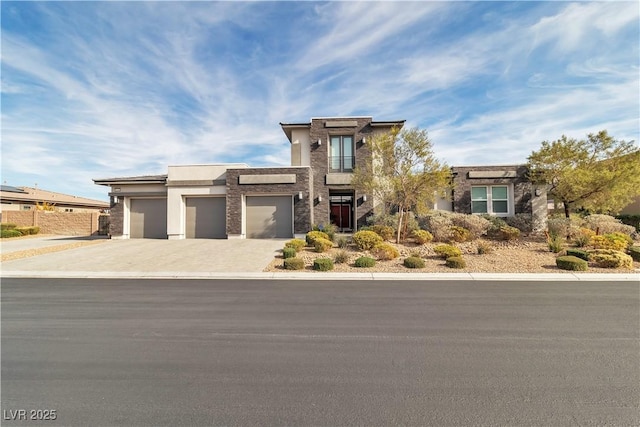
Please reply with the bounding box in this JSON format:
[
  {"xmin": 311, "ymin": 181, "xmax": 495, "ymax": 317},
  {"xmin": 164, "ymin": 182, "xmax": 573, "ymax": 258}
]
[{"xmin": 329, "ymin": 193, "xmax": 353, "ymax": 231}]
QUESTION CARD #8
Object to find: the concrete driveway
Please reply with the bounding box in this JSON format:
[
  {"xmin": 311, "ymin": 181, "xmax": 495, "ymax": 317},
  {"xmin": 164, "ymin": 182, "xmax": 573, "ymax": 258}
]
[{"xmin": 1, "ymin": 237, "xmax": 285, "ymax": 273}]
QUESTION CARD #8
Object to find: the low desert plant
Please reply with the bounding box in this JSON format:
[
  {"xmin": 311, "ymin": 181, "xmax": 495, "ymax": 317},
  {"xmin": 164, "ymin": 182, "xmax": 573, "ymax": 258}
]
[
  {"xmin": 313, "ymin": 258, "xmax": 334, "ymax": 271},
  {"xmin": 372, "ymin": 242, "xmax": 399, "ymax": 260},
  {"xmin": 306, "ymin": 230, "xmax": 330, "ymax": 246},
  {"xmin": 313, "ymin": 237, "xmax": 333, "ymax": 253},
  {"xmin": 0, "ymin": 223, "xmax": 17, "ymax": 230},
  {"xmin": 433, "ymin": 244, "xmax": 462, "ymax": 259},
  {"xmin": 581, "ymin": 214, "xmax": 636, "ymax": 236},
  {"xmin": 555, "ymin": 255, "xmax": 588, "ymax": 271},
  {"xmin": 451, "ymin": 213, "xmax": 490, "ymax": 239},
  {"xmin": 368, "ymin": 225, "xmax": 394, "ymax": 241},
  {"xmin": 336, "ymin": 236, "xmax": 350, "ymax": 249},
  {"xmin": 352, "ymin": 230, "xmax": 383, "ymax": 251},
  {"xmin": 283, "ymin": 257, "xmax": 305, "ymax": 270},
  {"xmin": 482, "ymin": 215, "xmax": 508, "ymax": 238},
  {"xmin": 284, "ymin": 239, "xmax": 306, "ymax": 252},
  {"xmin": 449, "ymin": 226, "xmax": 472, "ymax": 243},
  {"xmin": 590, "ymin": 233, "xmax": 632, "ymax": 251},
  {"xmin": 547, "ymin": 232, "xmax": 565, "ymax": 253},
  {"xmin": 412, "ymin": 229, "xmax": 433, "ymax": 245},
  {"xmin": 1, "ymin": 229, "xmax": 22, "ymax": 238},
  {"xmin": 403, "ymin": 256, "xmax": 425, "ymax": 269},
  {"xmin": 354, "ymin": 256, "xmax": 376, "ymax": 268},
  {"xmin": 629, "ymin": 246, "xmax": 640, "ymax": 262},
  {"xmin": 573, "ymin": 228, "xmax": 596, "ymax": 248},
  {"xmin": 589, "ymin": 249, "xmax": 633, "ymax": 269},
  {"xmin": 333, "ymin": 249, "xmax": 349, "ymax": 264},
  {"xmin": 498, "ymin": 225, "xmax": 520, "ymax": 241},
  {"xmin": 282, "ymin": 247, "xmax": 297, "ymax": 259},
  {"xmin": 476, "ymin": 241, "xmax": 494, "ymax": 255},
  {"xmin": 565, "ymin": 248, "xmax": 590, "ymax": 261},
  {"xmin": 445, "ymin": 256, "xmax": 466, "ymax": 269},
  {"xmin": 312, "ymin": 222, "xmax": 337, "ymax": 242},
  {"xmin": 505, "ymin": 213, "xmax": 533, "ymax": 233},
  {"xmin": 420, "ymin": 212, "xmax": 453, "ymax": 242}
]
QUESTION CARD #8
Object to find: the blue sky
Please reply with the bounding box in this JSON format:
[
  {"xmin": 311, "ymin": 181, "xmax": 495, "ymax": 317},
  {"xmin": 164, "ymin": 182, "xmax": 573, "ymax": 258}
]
[{"xmin": 1, "ymin": 1, "xmax": 638, "ymax": 201}]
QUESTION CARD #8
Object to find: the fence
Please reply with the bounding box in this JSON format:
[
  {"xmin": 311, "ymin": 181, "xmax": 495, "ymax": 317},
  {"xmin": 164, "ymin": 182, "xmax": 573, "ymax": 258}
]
[{"xmin": 0, "ymin": 211, "xmax": 109, "ymax": 236}]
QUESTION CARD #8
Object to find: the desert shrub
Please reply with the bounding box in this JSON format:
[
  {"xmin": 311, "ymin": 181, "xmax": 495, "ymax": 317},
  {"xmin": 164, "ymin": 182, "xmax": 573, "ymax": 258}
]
[
  {"xmin": 445, "ymin": 256, "xmax": 466, "ymax": 269},
  {"xmin": 313, "ymin": 258, "xmax": 334, "ymax": 271},
  {"xmin": 367, "ymin": 211, "xmax": 419, "ymax": 241},
  {"xmin": 306, "ymin": 230, "xmax": 330, "ymax": 246},
  {"xmin": 368, "ymin": 225, "xmax": 394, "ymax": 241},
  {"xmin": 352, "ymin": 230, "xmax": 383, "ymax": 251},
  {"xmin": 404, "ymin": 256, "xmax": 425, "ymax": 269},
  {"xmin": 282, "ymin": 247, "xmax": 297, "ymax": 259},
  {"xmin": 582, "ymin": 214, "xmax": 636, "ymax": 236},
  {"xmin": 450, "ymin": 213, "xmax": 491, "ymax": 239},
  {"xmin": 1, "ymin": 229, "xmax": 22, "ymax": 238},
  {"xmin": 284, "ymin": 239, "xmax": 306, "ymax": 252},
  {"xmin": 547, "ymin": 232, "xmax": 565, "ymax": 253},
  {"xmin": 556, "ymin": 255, "xmax": 588, "ymax": 271},
  {"xmin": 589, "ymin": 249, "xmax": 633, "ymax": 269},
  {"xmin": 29, "ymin": 226, "xmax": 40, "ymax": 235},
  {"xmin": 333, "ymin": 249, "xmax": 349, "ymax": 264},
  {"xmin": 476, "ymin": 241, "xmax": 494, "ymax": 255},
  {"xmin": 312, "ymin": 222, "xmax": 337, "ymax": 242},
  {"xmin": 573, "ymin": 228, "xmax": 596, "ymax": 248},
  {"xmin": 372, "ymin": 242, "xmax": 399, "ymax": 260},
  {"xmin": 505, "ymin": 213, "xmax": 533, "ymax": 233},
  {"xmin": 419, "ymin": 212, "xmax": 453, "ymax": 242},
  {"xmin": 336, "ymin": 236, "xmax": 350, "ymax": 249},
  {"xmin": 412, "ymin": 229, "xmax": 433, "ymax": 245},
  {"xmin": 354, "ymin": 256, "xmax": 376, "ymax": 268},
  {"xmin": 449, "ymin": 226, "xmax": 472, "ymax": 243},
  {"xmin": 0, "ymin": 223, "xmax": 17, "ymax": 230},
  {"xmin": 590, "ymin": 233, "xmax": 632, "ymax": 251},
  {"xmin": 481, "ymin": 214, "xmax": 508, "ymax": 238},
  {"xmin": 616, "ymin": 214, "xmax": 640, "ymax": 232},
  {"xmin": 15, "ymin": 226, "xmax": 39, "ymax": 235},
  {"xmin": 283, "ymin": 257, "xmax": 305, "ymax": 270},
  {"xmin": 313, "ymin": 237, "xmax": 333, "ymax": 253},
  {"xmin": 498, "ymin": 225, "xmax": 520, "ymax": 241},
  {"xmin": 547, "ymin": 216, "xmax": 581, "ymax": 239},
  {"xmin": 628, "ymin": 246, "xmax": 640, "ymax": 262},
  {"xmin": 565, "ymin": 248, "xmax": 590, "ymax": 261},
  {"xmin": 433, "ymin": 244, "xmax": 462, "ymax": 259}
]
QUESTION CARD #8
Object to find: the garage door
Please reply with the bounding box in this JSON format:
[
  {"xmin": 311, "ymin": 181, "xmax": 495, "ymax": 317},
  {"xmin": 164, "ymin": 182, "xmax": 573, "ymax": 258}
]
[
  {"xmin": 246, "ymin": 196, "xmax": 293, "ymax": 238},
  {"xmin": 185, "ymin": 197, "xmax": 226, "ymax": 239},
  {"xmin": 130, "ymin": 198, "xmax": 167, "ymax": 239}
]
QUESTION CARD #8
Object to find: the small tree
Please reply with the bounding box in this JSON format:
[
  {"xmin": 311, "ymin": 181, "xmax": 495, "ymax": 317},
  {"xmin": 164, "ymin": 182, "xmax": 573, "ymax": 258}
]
[
  {"xmin": 527, "ymin": 130, "xmax": 640, "ymax": 218},
  {"xmin": 352, "ymin": 127, "xmax": 451, "ymax": 243}
]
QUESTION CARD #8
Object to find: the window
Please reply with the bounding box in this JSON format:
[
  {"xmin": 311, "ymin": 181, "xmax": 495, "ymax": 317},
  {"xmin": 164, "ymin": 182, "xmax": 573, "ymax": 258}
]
[
  {"xmin": 329, "ymin": 135, "xmax": 354, "ymax": 172},
  {"xmin": 471, "ymin": 185, "xmax": 510, "ymax": 215}
]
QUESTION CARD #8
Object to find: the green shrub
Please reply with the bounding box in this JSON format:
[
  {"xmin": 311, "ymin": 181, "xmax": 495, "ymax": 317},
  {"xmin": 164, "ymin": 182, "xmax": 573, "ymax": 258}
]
[
  {"xmin": 505, "ymin": 213, "xmax": 533, "ymax": 233},
  {"xmin": 616, "ymin": 214, "xmax": 640, "ymax": 232},
  {"xmin": 449, "ymin": 226, "xmax": 472, "ymax": 242},
  {"xmin": 336, "ymin": 236, "xmax": 350, "ymax": 249},
  {"xmin": 313, "ymin": 237, "xmax": 333, "ymax": 253},
  {"xmin": 556, "ymin": 255, "xmax": 588, "ymax": 271},
  {"xmin": 282, "ymin": 247, "xmax": 297, "ymax": 259},
  {"xmin": 450, "ymin": 214, "xmax": 490, "ymax": 239},
  {"xmin": 306, "ymin": 230, "xmax": 330, "ymax": 246},
  {"xmin": 590, "ymin": 233, "xmax": 632, "ymax": 251},
  {"xmin": 313, "ymin": 258, "xmax": 334, "ymax": 271},
  {"xmin": 433, "ymin": 244, "xmax": 462, "ymax": 259},
  {"xmin": 412, "ymin": 229, "xmax": 433, "ymax": 244},
  {"xmin": 566, "ymin": 248, "xmax": 590, "ymax": 261},
  {"xmin": 589, "ymin": 249, "xmax": 633, "ymax": 269},
  {"xmin": 333, "ymin": 249, "xmax": 349, "ymax": 264},
  {"xmin": 372, "ymin": 242, "xmax": 399, "ymax": 260},
  {"xmin": 312, "ymin": 222, "xmax": 337, "ymax": 241},
  {"xmin": 28, "ymin": 226, "xmax": 40, "ymax": 235},
  {"xmin": 629, "ymin": 246, "xmax": 640, "ymax": 262},
  {"xmin": 403, "ymin": 256, "xmax": 425, "ymax": 269},
  {"xmin": 498, "ymin": 225, "xmax": 520, "ymax": 241},
  {"xmin": 482, "ymin": 215, "xmax": 508, "ymax": 238},
  {"xmin": 476, "ymin": 241, "xmax": 493, "ymax": 255},
  {"xmin": 573, "ymin": 228, "xmax": 596, "ymax": 247},
  {"xmin": 283, "ymin": 257, "xmax": 305, "ymax": 270},
  {"xmin": 547, "ymin": 233, "xmax": 565, "ymax": 253},
  {"xmin": 369, "ymin": 225, "xmax": 394, "ymax": 241},
  {"xmin": 284, "ymin": 239, "xmax": 306, "ymax": 252},
  {"xmin": 0, "ymin": 223, "xmax": 17, "ymax": 230},
  {"xmin": 354, "ymin": 256, "xmax": 376, "ymax": 268},
  {"xmin": 352, "ymin": 230, "xmax": 383, "ymax": 251},
  {"xmin": 445, "ymin": 256, "xmax": 466, "ymax": 269},
  {"xmin": 1, "ymin": 229, "xmax": 22, "ymax": 238}
]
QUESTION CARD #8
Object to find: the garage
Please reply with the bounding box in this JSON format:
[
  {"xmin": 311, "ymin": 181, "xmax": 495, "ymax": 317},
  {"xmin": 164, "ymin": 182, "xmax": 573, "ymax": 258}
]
[
  {"xmin": 246, "ymin": 196, "xmax": 293, "ymax": 238},
  {"xmin": 185, "ymin": 197, "xmax": 226, "ymax": 239},
  {"xmin": 130, "ymin": 198, "xmax": 167, "ymax": 239}
]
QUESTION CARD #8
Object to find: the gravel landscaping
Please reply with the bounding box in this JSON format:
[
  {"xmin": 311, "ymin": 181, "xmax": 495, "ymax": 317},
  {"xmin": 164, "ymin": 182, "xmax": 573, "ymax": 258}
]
[{"xmin": 264, "ymin": 237, "xmax": 640, "ymax": 274}]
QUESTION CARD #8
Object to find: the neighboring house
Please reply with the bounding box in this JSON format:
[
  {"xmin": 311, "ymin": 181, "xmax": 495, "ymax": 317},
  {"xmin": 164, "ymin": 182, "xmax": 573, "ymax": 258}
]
[
  {"xmin": 94, "ymin": 117, "xmax": 546, "ymax": 239},
  {"xmin": 0, "ymin": 185, "xmax": 110, "ymax": 213}
]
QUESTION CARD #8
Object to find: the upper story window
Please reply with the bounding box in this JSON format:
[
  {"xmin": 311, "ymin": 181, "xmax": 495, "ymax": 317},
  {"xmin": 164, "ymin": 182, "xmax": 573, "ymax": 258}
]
[
  {"xmin": 329, "ymin": 135, "xmax": 354, "ymax": 172},
  {"xmin": 471, "ymin": 185, "xmax": 510, "ymax": 215}
]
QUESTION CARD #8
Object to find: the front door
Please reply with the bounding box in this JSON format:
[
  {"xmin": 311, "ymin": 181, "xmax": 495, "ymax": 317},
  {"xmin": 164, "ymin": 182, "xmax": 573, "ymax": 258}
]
[{"xmin": 329, "ymin": 193, "xmax": 353, "ymax": 232}]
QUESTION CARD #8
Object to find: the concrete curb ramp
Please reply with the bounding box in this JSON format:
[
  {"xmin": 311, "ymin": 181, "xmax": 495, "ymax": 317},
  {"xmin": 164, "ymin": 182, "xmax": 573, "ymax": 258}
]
[{"xmin": 1, "ymin": 271, "xmax": 638, "ymax": 281}]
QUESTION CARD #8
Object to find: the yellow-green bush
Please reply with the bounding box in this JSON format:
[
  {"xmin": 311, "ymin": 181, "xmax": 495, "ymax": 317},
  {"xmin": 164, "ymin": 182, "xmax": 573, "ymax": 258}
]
[
  {"xmin": 352, "ymin": 230, "xmax": 383, "ymax": 251},
  {"xmin": 499, "ymin": 225, "xmax": 520, "ymax": 241},
  {"xmin": 372, "ymin": 242, "xmax": 399, "ymax": 260},
  {"xmin": 590, "ymin": 233, "xmax": 632, "ymax": 251},
  {"xmin": 354, "ymin": 256, "xmax": 376, "ymax": 268},
  {"xmin": 412, "ymin": 229, "xmax": 433, "ymax": 244},
  {"xmin": 313, "ymin": 237, "xmax": 333, "ymax": 253},
  {"xmin": 306, "ymin": 230, "xmax": 330, "ymax": 246},
  {"xmin": 404, "ymin": 256, "xmax": 425, "ymax": 269},
  {"xmin": 449, "ymin": 226, "xmax": 472, "ymax": 242},
  {"xmin": 629, "ymin": 246, "xmax": 640, "ymax": 262},
  {"xmin": 556, "ymin": 255, "xmax": 588, "ymax": 271},
  {"xmin": 445, "ymin": 256, "xmax": 466, "ymax": 269},
  {"xmin": 589, "ymin": 249, "xmax": 633, "ymax": 269},
  {"xmin": 282, "ymin": 247, "xmax": 297, "ymax": 259},
  {"xmin": 283, "ymin": 258, "xmax": 305, "ymax": 270},
  {"xmin": 313, "ymin": 258, "xmax": 334, "ymax": 271},
  {"xmin": 433, "ymin": 244, "xmax": 462, "ymax": 259},
  {"xmin": 369, "ymin": 225, "xmax": 395, "ymax": 241},
  {"xmin": 476, "ymin": 241, "xmax": 493, "ymax": 255},
  {"xmin": 284, "ymin": 239, "xmax": 306, "ymax": 252}
]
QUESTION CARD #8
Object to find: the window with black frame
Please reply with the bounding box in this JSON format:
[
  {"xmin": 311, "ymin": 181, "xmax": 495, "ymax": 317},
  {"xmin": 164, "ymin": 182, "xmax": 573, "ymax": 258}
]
[{"xmin": 329, "ymin": 135, "xmax": 354, "ymax": 172}]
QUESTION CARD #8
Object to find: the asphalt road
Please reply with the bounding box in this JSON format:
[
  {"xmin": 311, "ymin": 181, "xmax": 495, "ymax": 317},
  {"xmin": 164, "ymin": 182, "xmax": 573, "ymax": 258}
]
[{"xmin": 2, "ymin": 278, "xmax": 638, "ymax": 426}]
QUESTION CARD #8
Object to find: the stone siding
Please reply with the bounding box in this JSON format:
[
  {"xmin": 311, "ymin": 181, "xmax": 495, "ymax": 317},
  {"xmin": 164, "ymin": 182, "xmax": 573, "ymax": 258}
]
[
  {"xmin": 109, "ymin": 199, "xmax": 124, "ymax": 237},
  {"xmin": 226, "ymin": 167, "xmax": 312, "ymax": 236},
  {"xmin": 1, "ymin": 211, "xmax": 103, "ymax": 235}
]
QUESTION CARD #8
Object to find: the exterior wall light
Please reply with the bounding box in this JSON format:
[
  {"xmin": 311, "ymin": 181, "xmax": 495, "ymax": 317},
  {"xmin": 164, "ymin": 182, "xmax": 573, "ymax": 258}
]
[
  {"xmin": 317, "ymin": 195, "xmax": 322, "ymax": 202},
  {"xmin": 298, "ymin": 191, "xmax": 303, "ymax": 200},
  {"xmin": 317, "ymin": 138, "xmax": 322, "ymax": 146},
  {"xmin": 362, "ymin": 195, "xmax": 367, "ymax": 202}
]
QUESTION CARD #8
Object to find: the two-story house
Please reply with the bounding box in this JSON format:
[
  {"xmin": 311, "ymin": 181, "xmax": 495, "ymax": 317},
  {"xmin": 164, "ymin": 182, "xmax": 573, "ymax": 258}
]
[{"xmin": 94, "ymin": 116, "xmax": 546, "ymax": 239}]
